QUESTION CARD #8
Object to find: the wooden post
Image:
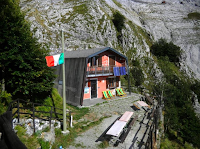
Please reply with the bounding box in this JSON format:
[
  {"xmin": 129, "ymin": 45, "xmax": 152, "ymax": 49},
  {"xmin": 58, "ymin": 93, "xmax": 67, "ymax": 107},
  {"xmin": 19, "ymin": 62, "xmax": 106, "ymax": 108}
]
[
  {"xmin": 17, "ymin": 99, "xmax": 20, "ymax": 123},
  {"xmin": 33, "ymin": 103, "xmax": 35, "ymax": 133},
  {"xmin": 50, "ymin": 106, "xmax": 53, "ymax": 129}
]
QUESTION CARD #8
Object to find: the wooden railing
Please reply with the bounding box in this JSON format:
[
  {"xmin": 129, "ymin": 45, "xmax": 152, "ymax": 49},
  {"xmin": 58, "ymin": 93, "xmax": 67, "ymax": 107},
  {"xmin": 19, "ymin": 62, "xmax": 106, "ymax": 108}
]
[
  {"xmin": 86, "ymin": 65, "xmax": 127, "ymax": 76},
  {"xmin": 7, "ymin": 99, "xmax": 71, "ymax": 133}
]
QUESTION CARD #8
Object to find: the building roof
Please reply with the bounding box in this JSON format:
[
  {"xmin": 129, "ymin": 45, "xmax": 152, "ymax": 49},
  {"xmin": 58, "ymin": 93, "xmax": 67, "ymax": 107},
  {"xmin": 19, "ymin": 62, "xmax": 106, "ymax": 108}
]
[{"xmin": 64, "ymin": 47, "xmax": 127, "ymax": 60}]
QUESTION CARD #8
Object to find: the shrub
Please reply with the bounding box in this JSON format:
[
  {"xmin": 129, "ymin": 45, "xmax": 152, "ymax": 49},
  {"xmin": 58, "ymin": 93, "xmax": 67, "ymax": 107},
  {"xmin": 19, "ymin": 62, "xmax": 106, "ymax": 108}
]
[
  {"xmin": 187, "ymin": 12, "xmax": 200, "ymax": 20},
  {"xmin": 150, "ymin": 38, "xmax": 182, "ymax": 63},
  {"xmin": 112, "ymin": 11, "xmax": 125, "ymax": 33},
  {"xmin": 0, "ymin": 91, "xmax": 12, "ymax": 115},
  {"xmin": 191, "ymin": 80, "xmax": 200, "ymax": 102},
  {"xmin": 130, "ymin": 67, "xmax": 144, "ymax": 87},
  {"xmin": 38, "ymin": 138, "xmax": 50, "ymax": 149},
  {"xmin": 154, "ymin": 57, "xmax": 200, "ymax": 148}
]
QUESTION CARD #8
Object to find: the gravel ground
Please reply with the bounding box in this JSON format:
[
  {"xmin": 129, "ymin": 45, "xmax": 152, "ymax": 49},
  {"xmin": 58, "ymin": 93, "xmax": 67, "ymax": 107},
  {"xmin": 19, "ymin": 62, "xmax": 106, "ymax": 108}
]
[{"xmin": 68, "ymin": 93, "xmax": 154, "ymax": 149}]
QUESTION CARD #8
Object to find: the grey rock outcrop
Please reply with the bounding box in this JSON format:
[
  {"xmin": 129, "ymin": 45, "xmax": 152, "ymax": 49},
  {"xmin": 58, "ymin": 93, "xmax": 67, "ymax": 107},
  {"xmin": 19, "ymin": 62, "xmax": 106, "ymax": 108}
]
[{"xmin": 20, "ymin": 0, "xmax": 200, "ymax": 80}]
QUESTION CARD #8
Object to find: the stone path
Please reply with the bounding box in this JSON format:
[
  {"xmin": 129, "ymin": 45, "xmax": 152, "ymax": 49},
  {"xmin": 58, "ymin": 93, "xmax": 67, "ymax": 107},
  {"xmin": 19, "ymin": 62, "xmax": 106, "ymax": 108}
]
[{"xmin": 68, "ymin": 93, "xmax": 155, "ymax": 149}]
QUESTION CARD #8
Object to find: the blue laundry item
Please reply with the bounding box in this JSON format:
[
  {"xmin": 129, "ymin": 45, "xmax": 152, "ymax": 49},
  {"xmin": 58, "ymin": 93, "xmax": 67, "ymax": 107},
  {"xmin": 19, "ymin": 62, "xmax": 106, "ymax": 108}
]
[
  {"xmin": 120, "ymin": 67, "xmax": 126, "ymax": 75},
  {"xmin": 113, "ymin": 67, "xmax": 120, "ymax": 76}
]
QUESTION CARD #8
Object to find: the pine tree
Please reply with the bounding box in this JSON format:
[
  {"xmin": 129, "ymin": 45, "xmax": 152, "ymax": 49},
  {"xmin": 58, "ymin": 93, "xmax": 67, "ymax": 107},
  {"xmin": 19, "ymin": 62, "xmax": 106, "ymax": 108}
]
[{"xmin": 0, "ymin": 0, "xmax": 55, "ymax": 102}]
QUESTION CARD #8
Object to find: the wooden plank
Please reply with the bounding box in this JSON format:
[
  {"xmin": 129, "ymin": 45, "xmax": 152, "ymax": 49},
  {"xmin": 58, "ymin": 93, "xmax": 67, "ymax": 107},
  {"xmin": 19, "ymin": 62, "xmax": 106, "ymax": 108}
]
[
  {"xmin": 119, "ymin": 127, "xmax": 131, "ymax": 143},
  {"xmin": 133, "ymin": 104, "xmax": 140, "ymax": 110},
  {"xmin": 106, "ymin": 120, "xmax": 127, "ymax": 137},
  {"xmin": 145, "ymin": 94, "xmax": 154, "ymax": 104},
  {"xmin": 150, "ymin": 109, "xmax": 156, "ymax": 117},
  {"xmin": 137, "ymin": 101, "xmax": 149, "ymax": 107},
  {"xmin": 129, "ymin": 116, "xmax": 138, "ymax": 128},
  {"xmin": 119, "ymin": 111, "xmax": 133, "ymax": 122},
  {"xmin": 119, "ymin": 116, "xmax": 138, "ymax": 143}
]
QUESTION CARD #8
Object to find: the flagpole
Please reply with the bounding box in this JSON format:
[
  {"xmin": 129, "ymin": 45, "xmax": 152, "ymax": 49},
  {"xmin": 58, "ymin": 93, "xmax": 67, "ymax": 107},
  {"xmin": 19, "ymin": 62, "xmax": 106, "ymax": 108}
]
[{"xmin": 61, "ymin": 30, "xmax": 67, "ymax": 132}]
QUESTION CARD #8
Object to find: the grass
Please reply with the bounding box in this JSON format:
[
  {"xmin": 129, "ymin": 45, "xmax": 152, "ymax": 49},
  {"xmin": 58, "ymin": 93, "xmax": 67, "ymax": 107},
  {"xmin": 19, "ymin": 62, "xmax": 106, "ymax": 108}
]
[
  {"xmin": 64, "ymin": 0, "xmax": 75, "ymax": 3},
  {"xmin": 74, "ymin": 143, "xmax": 86, "ymax": 148},
  {"xmin": 15, "ymin": 125, "xmax": 40, "ymax": 149},
  {"xmin": 187, "ymin": 12, "xmax": 200, "ymax": 20},
  {"xmin": 127, "ymin": 21, "xmax": 152, "ymax": 48},
  {"xmin": 73, "ymin": 3, "xmax": 88, "ymax": 15},
  {"xmin": 113, "ymin": 0, "xmax": 122, "ymax": 7},
  {"xmin": 160, "ymin": 138, "xmax": 196, "ymax": 149},
  {"xmin": 97, "ymin": 140, "xmax": 109, "ymax": 148},
  {"xmin": 13, "ymin": 88, "xmax": 108, "ymax": 148},
  {"xmin": 52, "ymin": 116, "xmax": 106, "ymax": 148},
  {"xmin": 43, "ymin": 126, "xmax": 50, "ymax": 132}
]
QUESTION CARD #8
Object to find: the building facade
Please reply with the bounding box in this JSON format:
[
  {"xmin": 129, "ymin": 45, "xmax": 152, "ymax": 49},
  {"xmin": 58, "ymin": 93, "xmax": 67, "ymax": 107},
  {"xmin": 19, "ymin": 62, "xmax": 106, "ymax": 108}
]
[{"xmin": 54, "ymin": 47, "xmax": 130, "ymax": 106}]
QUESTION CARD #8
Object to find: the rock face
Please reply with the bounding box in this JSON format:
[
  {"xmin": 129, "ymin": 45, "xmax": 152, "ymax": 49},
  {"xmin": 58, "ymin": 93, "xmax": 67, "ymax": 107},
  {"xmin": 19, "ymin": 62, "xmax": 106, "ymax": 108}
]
[
  {"xmin": 20, "ymin": 0, "xmax": 200, "ymax": 79},
  {"xmin": 120, "ymin": 0, "xmax": 200, "ymax": 78}
]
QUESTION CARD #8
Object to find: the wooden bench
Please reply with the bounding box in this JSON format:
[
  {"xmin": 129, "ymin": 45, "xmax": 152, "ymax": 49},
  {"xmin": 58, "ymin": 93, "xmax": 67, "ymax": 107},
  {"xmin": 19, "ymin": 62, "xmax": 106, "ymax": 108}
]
[
  {"xmin": 119, "ymin": 115, "xmax": 138, "ymax": 143},
  {"xmin": 133, "ymin": 103, "xmax": 140, "ymax": 110},
  {"xmin": 147, "ymin": 105, "xmax": 151, "ymax": 109},
  {"xmin": 106, "ymin": 111, "xmax": 134, "ymax": 143}
]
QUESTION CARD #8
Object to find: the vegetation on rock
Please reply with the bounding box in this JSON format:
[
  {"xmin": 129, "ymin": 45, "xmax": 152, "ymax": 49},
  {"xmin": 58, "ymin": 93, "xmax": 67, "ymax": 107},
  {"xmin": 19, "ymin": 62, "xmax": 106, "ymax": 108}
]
[
  {"xmin": 151, "ymin": 39, "xmax": 200, "ymax": 148},
  {"xmin": 150, "ymin": 38, "xmax": 182, "ymax": 63}
]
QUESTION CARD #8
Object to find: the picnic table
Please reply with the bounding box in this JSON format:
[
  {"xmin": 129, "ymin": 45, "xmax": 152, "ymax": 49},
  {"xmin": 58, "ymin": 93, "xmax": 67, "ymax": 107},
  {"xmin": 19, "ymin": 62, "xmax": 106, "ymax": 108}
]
[{"xmin": 105, "ymin": 111, "xmax": 137, "ymax": 144}]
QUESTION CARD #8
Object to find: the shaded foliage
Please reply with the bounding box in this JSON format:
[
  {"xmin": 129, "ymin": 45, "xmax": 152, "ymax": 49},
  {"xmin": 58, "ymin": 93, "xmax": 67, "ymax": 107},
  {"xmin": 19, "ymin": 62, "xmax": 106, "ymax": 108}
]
[
  {"xmin": 0, "ymin": 91, "xmax": 12, "ymax": 115},
  {"xmin": 187, "ymin": 12, "xmax": 200, "ymax": 20},
  {"xmin": 150, "ymin": 39, "xmax": 182, "ymax": 63},
  {"xmin": 150, "ymin": 40, "xmax": 200, "ymax": 148},
  {"xmin": 112, "ymin": 11, "xmax": 125, "ymax": 33},
  {"xmin": 0, "ymin": 0, "xmax": 55, "ymax": 102},
  {"xmin": 130, "ymin": 59, "xmax": 144, "ymax": 87},
  {"xmin": 130, "ymin": 67, "xmax": 144, "ymax": 86},
  {"xmin": 191, "ymin": 80, "xmax": 200, "ymax": 102},
  {"xmin": 155, "ymin": 66, "xmax": 200, "ymax": 148}
]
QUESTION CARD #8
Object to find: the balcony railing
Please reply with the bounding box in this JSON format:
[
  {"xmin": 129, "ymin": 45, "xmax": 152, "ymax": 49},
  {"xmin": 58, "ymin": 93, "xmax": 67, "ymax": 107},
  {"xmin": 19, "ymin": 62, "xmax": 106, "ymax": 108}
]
[{"xmin": 86, "ymin": 65, "xmax": 126, "ymax": 76}]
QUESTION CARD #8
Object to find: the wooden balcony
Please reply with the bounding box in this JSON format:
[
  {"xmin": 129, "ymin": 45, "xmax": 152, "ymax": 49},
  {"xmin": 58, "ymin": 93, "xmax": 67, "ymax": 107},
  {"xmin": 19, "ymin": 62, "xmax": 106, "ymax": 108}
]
[{"xmin": 86, "ymin": 65, "xmax": 126, "ymax": 77}]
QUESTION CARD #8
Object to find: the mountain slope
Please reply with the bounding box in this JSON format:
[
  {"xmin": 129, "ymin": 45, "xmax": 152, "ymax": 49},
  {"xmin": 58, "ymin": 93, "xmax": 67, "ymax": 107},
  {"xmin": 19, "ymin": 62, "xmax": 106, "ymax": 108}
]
[
  {"xmin": 17, "ymin": 0, "xmax": 200, "ymax": 148},
  {"xmin": 20, "ymin": 0, "xmax": 200, "ymax": 80},
  {"xmin": 119, "ymin": 0, "xmax": 200, "ymax": 78}
]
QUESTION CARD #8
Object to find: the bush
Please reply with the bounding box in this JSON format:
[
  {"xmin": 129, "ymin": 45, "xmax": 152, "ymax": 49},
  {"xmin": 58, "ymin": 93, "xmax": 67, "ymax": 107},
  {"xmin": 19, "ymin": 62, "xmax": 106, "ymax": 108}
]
[
  {"xmin": 130, "ymin": 67, "xmax": 144, "ymax": 87},
  {"xmin": 112, "ymin": 11, "xmax": 125, "ymax": 33},
  {"xmin": 154, "ymin": 57, "xmax": 200, "ymax": 148},
  {"xmin": 0, "ymin": 91, "xmax": 12, "ymax": 115},
  {"xmin": 191, "ymin": 80, "xmax": 200, "ymax": 103},
  {"xmin": 187, "ymin": 12, "xmax": 200, "ymax": 20},
  {"xmin": 38, "ymin": 138, "xmax": 50, "ymax": 149},
  {"xmin": 150, "ymin": 38, "xmax": 182, "ymax": 63}
]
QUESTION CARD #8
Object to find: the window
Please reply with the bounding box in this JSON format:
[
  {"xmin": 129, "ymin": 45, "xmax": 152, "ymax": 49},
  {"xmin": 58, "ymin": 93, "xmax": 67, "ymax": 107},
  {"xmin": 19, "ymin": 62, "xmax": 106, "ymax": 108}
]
[
  {"xmin": 106, "ymin": 77, "xmax": 119, "ymax": 89},
  {"xmin": 116, "ymin": 77, "xmax": 119, "ymax": 87},
  {"xmin": 109, "ymin": 56, "xmax": 115, "ymax": 66},
  {"xmin": 88, "ymin": 57, "xmax": 95, "ymax": 66},
  {"xmin": 88, "ymin": 56, "xmax": 102, "ymax": 66},
  {"xmin": 97, "ymin": 56, "xmax": 102, "ymax": 66}
]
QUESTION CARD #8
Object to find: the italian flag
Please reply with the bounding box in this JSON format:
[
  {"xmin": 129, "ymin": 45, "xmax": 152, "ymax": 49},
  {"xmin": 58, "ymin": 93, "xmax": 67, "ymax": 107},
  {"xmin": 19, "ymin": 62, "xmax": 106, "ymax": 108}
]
[{"xmin": 45, "ymin": 53, "xmax": 64, "ymax": 67}]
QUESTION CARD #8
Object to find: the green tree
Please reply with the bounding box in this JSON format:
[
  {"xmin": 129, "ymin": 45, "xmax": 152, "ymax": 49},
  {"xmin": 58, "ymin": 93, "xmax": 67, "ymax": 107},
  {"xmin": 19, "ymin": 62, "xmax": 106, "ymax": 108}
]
[
  {"xmin": 0, "ymin": 0, "xmax": 55, "ymax": 102},
  {"xmin": 191, "ymin": 80, "xmax": 200, "ymax": 102},
  {"xmin": 150, "ymin": 38, "xmax": 182, "ymax": 63},
  {"xmin": 130, "ymin": 67, "xmax": 144, "ymax": 86},
  {"xmin": 130, "ymin": 59, "xmax": 144, "ymax": 87},
  {"xmin": 154, "ymin": 57, "xmax": 200, "ymax": 148},
  {"xmin": 112, "ymin": 11, "xmax": 125, "ymax": 33}
]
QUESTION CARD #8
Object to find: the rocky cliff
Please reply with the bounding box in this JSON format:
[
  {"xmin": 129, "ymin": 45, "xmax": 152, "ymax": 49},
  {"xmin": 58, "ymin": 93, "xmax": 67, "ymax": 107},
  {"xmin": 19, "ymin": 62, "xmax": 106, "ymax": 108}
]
[{"xmin": 20, "ymin": 0, "xmax": 200, "ymax": 80}]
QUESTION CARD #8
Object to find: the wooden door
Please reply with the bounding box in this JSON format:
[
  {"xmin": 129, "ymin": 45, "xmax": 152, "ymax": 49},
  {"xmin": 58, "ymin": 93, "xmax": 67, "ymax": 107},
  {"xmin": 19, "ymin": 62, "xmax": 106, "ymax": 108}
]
[
  {"xmin": 109, "ymin": 56, "xmax": 115, "ymax": 72},
  {"xmin": 91, "ymin": 80, "xmax": 97, "ymax": 98}
]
